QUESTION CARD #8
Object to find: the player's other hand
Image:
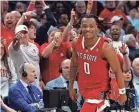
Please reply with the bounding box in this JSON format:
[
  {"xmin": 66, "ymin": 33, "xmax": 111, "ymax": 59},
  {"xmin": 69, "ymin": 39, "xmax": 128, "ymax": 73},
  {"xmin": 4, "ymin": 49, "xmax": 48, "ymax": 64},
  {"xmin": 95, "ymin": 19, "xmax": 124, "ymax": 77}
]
[
  {"xmin": 69, "ymin": 87, "xmax": 78, "ymax": 102},
  {"xmin": 118, "ymin": 94, "xmax": 127, "ymax": 105}
]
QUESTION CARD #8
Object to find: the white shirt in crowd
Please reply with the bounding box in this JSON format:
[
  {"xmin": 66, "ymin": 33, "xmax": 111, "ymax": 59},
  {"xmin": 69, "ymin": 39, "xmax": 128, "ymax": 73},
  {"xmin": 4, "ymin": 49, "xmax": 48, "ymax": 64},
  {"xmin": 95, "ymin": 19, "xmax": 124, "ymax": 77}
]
[
  {"xmin": 0, "ymin": 57, "xmax": 17, "ymax": 97},
  {"xmin": 8, "ymin": 42, "xmax": 40, "ymax": 86}
]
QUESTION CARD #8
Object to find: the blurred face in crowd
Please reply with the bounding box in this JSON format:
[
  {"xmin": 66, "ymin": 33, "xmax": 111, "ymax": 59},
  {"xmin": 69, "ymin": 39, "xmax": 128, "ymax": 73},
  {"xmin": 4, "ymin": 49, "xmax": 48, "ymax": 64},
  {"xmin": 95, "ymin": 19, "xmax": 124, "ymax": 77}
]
[
  {"xmin": 110, "ymin": 25, "xmax": 120, "ymax": 41},
  {"xmin": 123, "ymin": 71, "xmax": 132, "ymax": 82},
  {"xmin": 2, "ymin": 0, "xmax": 9, "ymax": 12},
  {"xmin": 24, "ymin": 63, "xmax": 37, "ymax": 84},
  {"xmin": 28, "ymin": 24, "xmax": 36, "ymax": 40},
  {"xmin": 127, "ymin": 35, "xmax": 136, "ymax": 48},
  {"xmin": 18, "ymin": 31, "xmax": 29, "ymax": 45},
  {"xmin": 59, "ymin": 14, "xmax": 69, "ymax": 26},
  {"xmin": 56, "ymin": 3, "xmax": 64, "ymax": 13},
  {"xmin": 0, "ymin": 42, "xmax": 5, "ymax": 60},
  {"xmin": 130, "ymin": 1, "xmax": 136, "ymax": 6},
  {"xmin": 105, "ymin": 1, "xmax": 116, "ymax": 9},
  {"xmin": 132, "ymin": 58, "xmax": 139, "ymax": 77},
  {"xmin": 129, "ymin": 9, "xmax": 137, "ymax": 18},
  {"xmin": 35, "ymin": 3, "xmax": 43, "ymax": 15},
  {"xmin": 11, "ymin": 11, "xmax": 21, "ymax": 24},
  {"xmin": 61, "ymin": 59, "xmax": 71, "ymax": 81},
  {"xmin": 4, "ymin": 13, "xmax": 16, "ymax": 29},
  {"xmin": 16, "ymin": 2, "xmax": 25, "ymax": 14},
  {"xmin": 81, "ymin": 17, "xmax": 98, "ymax": 39},
  {"xmin": 75, "ymin": 1, "xmax": 86, "ymax": 15}
]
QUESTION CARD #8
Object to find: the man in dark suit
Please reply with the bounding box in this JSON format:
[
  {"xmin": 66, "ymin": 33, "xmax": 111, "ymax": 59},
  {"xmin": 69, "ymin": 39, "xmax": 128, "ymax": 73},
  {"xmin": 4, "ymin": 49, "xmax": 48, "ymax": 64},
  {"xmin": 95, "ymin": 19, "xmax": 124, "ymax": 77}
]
[{"xmin": 8, "ymin": 63, "xmax": 43, "ymax": 112}]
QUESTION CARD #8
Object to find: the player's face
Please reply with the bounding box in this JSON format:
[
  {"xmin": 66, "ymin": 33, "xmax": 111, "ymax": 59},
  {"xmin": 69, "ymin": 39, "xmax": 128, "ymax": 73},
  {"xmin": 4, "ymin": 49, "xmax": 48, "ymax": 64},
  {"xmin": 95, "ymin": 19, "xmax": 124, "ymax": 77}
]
[{"xmin": 81, "ymin": 18, "xmax": 98, "ymax": 39}]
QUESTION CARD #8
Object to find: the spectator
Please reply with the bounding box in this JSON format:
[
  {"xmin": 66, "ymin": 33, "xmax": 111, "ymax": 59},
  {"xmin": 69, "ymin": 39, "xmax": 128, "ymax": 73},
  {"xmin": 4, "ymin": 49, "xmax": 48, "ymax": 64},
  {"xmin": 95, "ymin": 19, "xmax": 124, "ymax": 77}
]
[
  {"xmin": 99, "ymin": 1, "xmax": 128, "ymax": 29},
  {"xmin": 73, "ymin": 1, "xmax": 86, "ymax": 29},
  {"xmin": 8, "ymin": 25, "xmax": 40, "ymax": 87},
  {"xmin": 51, "ymin": 1, "xmax": 71, "ymax": 22},
  {"xmin": 0, "ymin": 40, "xmax": 17, "ymax": 97},
  {"xmin": 122, "ymin": 70, "xmax": 135, "ymax": 111},
  {"xmin": 34, "ymin": 1, "xmax": 44, "ymax": 22},
  {"xmin": 58, "ymin": 13, "xmax": 69, "ymax": 26},
  {"xmin": 15, "ymin": 2, "xmax": 25, "ymax": 15},
  {"xmin": 106, "ymin": 16, "xmax": 125, "ymax": 41},
  {"xmin": 46, "ymin": 59, "xmax": 82, "ymax": 111},
  {"xmin": 8, "ymin": 63, "xmax": 43, "ymax": 112},
  {"xmin": 132, "ymin": 58, "xmax": 139, "ymax": 108},
  {"xmin": 127, "ymin": 8, "xmax": 139, "ymax": 31},
  {"xmin": 25, "ymin": 21, "xmax": 40, "ymax": 49},
  {"xmin": 124, "ymin": 34, "xmax": 139, "ymax": 62},
  {"xmin": 110, "ymin": 25, "xmax": 129, "ymax": 55},
  {"xmin": 35, "ymin": 1, "xmax": 57, "ymax": 45},
  {"xmin": 1, "ymin": 0, "xmax": 9, "ymax": 24},
  {"xmin": 11, "ymin": 11, "xmax": 21, "ymax": 25},
  {"xmin": 1, "ymin": 12, "xmax": 16, "ymax": 53},
  {"xmin": 40, "ymin": 31, "xmax": 72, "ymax": 83}
]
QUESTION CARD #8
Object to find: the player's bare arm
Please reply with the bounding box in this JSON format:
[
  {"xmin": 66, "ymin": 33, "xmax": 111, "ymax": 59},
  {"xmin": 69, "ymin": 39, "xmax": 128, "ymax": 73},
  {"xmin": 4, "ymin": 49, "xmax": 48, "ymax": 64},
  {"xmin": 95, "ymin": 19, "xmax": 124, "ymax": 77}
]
[
  {"xmin": 69, "ymin": 37, "xmax": 78, "ymax": 101},
  {"xmin": 102, "ymin": 42, "xmax": 127, "ymax": 104}
]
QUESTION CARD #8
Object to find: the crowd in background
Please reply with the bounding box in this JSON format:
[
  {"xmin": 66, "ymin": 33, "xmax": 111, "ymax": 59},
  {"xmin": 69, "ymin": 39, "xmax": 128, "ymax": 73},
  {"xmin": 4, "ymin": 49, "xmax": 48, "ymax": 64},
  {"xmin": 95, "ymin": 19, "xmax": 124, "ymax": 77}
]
[{"xmin": 1, "ymin": 0, "xmax": 139, "ymax": 112}]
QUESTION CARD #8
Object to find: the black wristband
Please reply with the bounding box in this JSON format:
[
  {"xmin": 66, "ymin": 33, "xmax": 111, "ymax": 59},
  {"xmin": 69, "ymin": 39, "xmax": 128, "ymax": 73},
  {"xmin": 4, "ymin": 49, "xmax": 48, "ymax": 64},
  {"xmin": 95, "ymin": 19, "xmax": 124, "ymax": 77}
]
[{"xmin": 123, "ymin": 52, "xmax": 127, "ymax": 55}]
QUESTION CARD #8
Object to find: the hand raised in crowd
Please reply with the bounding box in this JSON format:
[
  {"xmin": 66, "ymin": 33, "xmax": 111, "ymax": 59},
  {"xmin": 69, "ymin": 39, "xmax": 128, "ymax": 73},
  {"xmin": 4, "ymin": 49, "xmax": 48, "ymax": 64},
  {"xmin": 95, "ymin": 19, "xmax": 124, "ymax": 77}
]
[
  {"xmin": 23, "ymin": 11, "xmax": 37, "ymax": 17},
  {"xmin": 52, "ymin": 32, "xmax": 62, "ymax": 45},
  {"xmin": 86, "ymin": 0, "xmax": 93, "ymax": 14},
  {"xmin": 70, "ymin": 8, "xmax": 76, "ymax": 25},
  {"xmin": 119, "ymin": 43, "xmax": 127, "ymax": 54}
]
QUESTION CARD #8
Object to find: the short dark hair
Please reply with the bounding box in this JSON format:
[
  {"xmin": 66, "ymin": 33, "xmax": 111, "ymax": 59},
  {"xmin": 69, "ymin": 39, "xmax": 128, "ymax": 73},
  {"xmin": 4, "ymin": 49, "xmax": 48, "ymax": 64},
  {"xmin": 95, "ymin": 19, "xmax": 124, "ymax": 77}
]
[{"xmin": 81, "ymin": 14, "xmax": 104, "ymax": 25}]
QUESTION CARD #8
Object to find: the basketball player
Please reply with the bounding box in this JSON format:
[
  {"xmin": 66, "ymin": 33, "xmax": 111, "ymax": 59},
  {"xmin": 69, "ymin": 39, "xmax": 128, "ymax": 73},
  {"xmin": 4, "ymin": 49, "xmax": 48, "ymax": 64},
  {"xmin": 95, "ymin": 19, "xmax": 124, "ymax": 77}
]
[{"xmin": 69, "ymin": 15, "xmax": 127, "ymax": 112}]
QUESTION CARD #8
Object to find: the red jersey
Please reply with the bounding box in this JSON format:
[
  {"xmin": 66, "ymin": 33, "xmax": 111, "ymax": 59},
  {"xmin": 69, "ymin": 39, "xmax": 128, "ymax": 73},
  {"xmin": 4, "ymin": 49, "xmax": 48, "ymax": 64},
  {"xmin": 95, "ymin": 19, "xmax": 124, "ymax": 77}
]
[{"xmin": 75, "ymin": 36, "xmax": 110, "ymax": 99}]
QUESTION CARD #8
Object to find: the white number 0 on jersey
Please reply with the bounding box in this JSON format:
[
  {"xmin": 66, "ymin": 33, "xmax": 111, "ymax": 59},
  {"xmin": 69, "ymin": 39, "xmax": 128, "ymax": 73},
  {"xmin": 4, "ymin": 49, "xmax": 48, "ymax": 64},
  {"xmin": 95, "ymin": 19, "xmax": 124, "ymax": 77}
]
[{"xmin": 84, "ymin": 62, "xmax": 90, "ymax": 75}]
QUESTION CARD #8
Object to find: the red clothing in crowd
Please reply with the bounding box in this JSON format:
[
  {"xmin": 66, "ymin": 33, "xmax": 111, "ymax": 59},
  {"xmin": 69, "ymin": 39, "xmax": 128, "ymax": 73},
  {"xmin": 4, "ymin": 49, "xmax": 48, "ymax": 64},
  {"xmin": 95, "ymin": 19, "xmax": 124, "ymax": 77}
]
[
  {"xmin": 40, "ymin": 42, "xmax": 72, "ymax": 83},
  {"xmin": 1, "ymin": 25, "xmax": 14, "ymax": 54},
  {"xmin": 99, "ymin": 8, "xmax": 128, "ymax": 23}
]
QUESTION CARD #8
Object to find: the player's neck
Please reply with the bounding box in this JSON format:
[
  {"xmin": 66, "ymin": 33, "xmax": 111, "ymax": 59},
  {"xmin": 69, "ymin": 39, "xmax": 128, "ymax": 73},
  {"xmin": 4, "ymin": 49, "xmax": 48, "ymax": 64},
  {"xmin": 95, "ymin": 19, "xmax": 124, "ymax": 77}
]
[{"xmin": 84, "ymin": 36, "xmax": 99, "ymax": 49}]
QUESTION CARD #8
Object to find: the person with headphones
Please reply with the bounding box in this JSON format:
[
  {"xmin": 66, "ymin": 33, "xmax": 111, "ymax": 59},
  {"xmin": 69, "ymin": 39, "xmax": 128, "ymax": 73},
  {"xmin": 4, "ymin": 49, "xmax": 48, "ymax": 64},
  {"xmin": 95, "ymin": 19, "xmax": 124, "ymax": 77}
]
[
  {"xmin": 46, "ymin": 59, "xmax": 82, "ymax": 111},
  {"xmin": 8, "ymin": 63, "xmax": 43, "ymax": 112}
]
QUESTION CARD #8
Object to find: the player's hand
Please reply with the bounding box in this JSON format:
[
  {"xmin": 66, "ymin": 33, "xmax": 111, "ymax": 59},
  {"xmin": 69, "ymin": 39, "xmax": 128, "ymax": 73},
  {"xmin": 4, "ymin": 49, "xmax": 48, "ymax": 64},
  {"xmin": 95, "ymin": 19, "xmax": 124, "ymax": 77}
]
[
  {"xmin": 118, "ymin": 94, "xmax": 127, "ymax": 105},
  {"xmin": 69, "ymin": 87, "xmax": 78, "ymax": 102},
  {"xmin": 70, "ymin": 8, "xmax": 76, "ymax": 25},
  {"xmin": 39, "ymin": 80, "xmax": 45, "ymax": 90}
]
